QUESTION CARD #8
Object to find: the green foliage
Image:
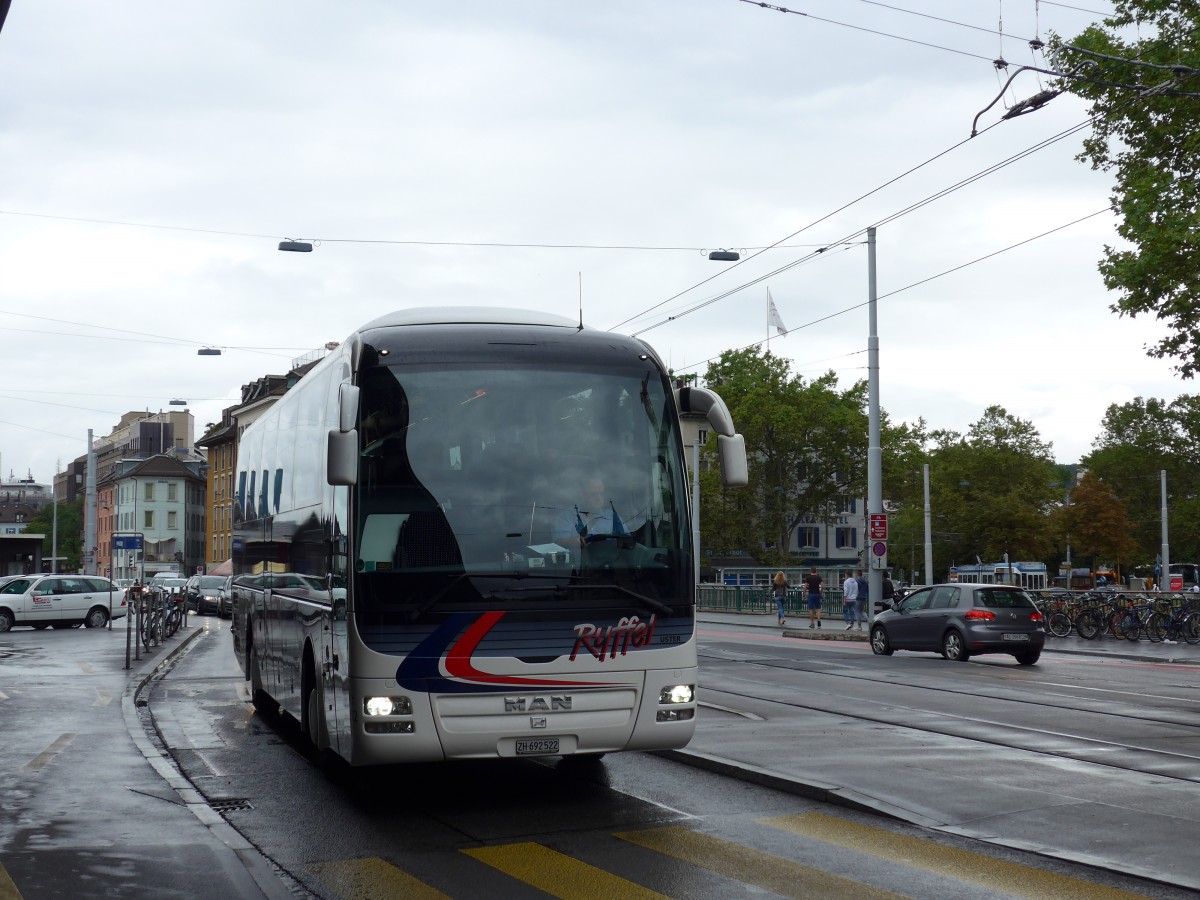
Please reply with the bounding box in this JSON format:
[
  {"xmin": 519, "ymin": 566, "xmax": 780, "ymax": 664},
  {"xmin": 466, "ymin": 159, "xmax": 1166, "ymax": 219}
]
[
  {"xmin": 1052, "ymin": 470, "xmax": 1139, "ymax": 569},
  {"xmin": 22, "ymin": 499, "xmax": 84, "ymax": 571},
  {"xmin": 1084, "ymin": 394, "xmax": 1200, "ymax": 562},
  {"xmin": 702, "ymin": 348, "xmax": 869, "ymax": 565},
  {"xmin": 921, "ymin": 407, "xmax": 1060, "ymax": 574},
  {"xmin": 697, "ymin": 352, "xmax": 1068, "ymax": 581},
  {"xmin": 1049, "ymin": 2, "xmax": 1200, "ymax": 376}
]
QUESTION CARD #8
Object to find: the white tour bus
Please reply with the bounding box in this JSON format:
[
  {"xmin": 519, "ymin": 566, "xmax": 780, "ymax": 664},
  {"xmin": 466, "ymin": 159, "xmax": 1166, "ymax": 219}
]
[{"xmin": 231, "ymin": 308, "xmax": 747, "ymax": 765}]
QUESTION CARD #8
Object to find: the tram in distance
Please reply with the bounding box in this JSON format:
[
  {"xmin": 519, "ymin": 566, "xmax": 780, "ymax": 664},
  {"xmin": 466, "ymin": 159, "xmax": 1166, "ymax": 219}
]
[{"xmin": 230, "ymin": 307, "xmax": 748, "ymax": 765}]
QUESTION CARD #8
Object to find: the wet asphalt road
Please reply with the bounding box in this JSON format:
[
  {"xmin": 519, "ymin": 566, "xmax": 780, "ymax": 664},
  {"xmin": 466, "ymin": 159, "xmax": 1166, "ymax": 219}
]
[{"xmin": 2, "ymin": 613, "xmax": 1199, "ymax": 898}]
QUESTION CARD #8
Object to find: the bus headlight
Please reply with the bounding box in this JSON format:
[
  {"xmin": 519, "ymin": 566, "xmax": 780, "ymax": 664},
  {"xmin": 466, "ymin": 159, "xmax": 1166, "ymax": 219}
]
[
  {"xmin": 364, "ymin": 696, "xmax": 413, "ymax": 717},
  {"xmin": 659, "ymin": 684, "xmax": 694, "ymax": 705}
]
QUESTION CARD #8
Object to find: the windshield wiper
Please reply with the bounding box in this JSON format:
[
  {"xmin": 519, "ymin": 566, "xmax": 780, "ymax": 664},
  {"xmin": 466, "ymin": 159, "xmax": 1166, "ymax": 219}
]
[
  {"xmin": 555, "ymin": 582, "xmax": 673, "ymax": 616},
  {"xmin": 407, "ymin": 572, "xmax": 469, "ymax": 621},
  {"xmin": 405, "ymin": 570, "xmax": 572, "ymax": 619}
]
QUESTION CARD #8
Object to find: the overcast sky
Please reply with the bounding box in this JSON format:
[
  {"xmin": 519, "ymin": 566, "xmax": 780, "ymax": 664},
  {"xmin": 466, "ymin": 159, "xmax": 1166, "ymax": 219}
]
[{"xmin": 1, "ymin": 0, "xmax": 1184, "ymax": 488}]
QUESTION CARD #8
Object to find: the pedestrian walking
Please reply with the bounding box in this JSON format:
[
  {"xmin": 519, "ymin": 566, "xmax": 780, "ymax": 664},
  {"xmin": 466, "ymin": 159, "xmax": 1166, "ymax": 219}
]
[
  {"xmin": 842, "ymin": 571, "xmax": 859, "ymax": 631},
  {"xmin": 803, "ymin": 566, "xmax": 824, "ymax": 629},
  {"xmin": 772, "ymin": 571, "xmax": 789, "ymax": 625},
  {"xmin": 855, "ymin": 569, "xmax": 869, "ymax": 629}
]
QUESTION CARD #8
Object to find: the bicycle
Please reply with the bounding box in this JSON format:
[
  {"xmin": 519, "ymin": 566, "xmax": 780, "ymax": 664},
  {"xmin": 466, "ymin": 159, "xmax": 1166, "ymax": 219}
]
[
  {"xmin": 161, "ymin": 589, "xmax": 184, "ymax": 638},
  {"xmin": 1144, "ymin": 599, "xmax": 1200, "ymax": 644},
  {"xmin": 1072, "ymin": 593, "xmax": 1113, "ymax": 640},
  {"xmin": 1111, "ymin": 597, "xmax": 1155, "ymax": 642},
  {"xmin": 140, "ymin": 593, "xmax": 165, "ymax": 650},
  {"xmin": 1038, "ymin": 592, "xmax": 1079, "ymax": 638}
]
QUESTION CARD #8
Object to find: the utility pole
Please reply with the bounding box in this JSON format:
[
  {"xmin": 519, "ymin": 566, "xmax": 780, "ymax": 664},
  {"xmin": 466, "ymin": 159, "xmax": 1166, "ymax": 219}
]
[
  {"xmin": 866, "ymin": 227, "xmax": 883, "ymax": 615},
  {"xmin": 923, "ymin": 464, "xmax": 933, "ymax": 586},
  {"xmin": 1160, "ymin": 470, "xmax": 1170, "ymax": 591},
  {"xmin": 85, "ymin": 429, "xmax": 97, "ymax": 575}
]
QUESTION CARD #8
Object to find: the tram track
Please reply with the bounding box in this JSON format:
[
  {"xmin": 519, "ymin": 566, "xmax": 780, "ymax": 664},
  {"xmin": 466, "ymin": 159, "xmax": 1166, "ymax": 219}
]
[
  {"xmin": 699, "ymin": 647, "xmax": 1200, "ymax": 731},
  {"xmin": 697, "ymin": 651, "xmax": 1200, "ymax": 787}
]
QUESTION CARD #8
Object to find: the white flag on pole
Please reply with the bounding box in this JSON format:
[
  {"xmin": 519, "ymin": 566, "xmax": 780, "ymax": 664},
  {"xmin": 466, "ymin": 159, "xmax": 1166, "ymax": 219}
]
[{"xmin": 767, "ymin": 289, "xmax": 788, "ymax": 336}]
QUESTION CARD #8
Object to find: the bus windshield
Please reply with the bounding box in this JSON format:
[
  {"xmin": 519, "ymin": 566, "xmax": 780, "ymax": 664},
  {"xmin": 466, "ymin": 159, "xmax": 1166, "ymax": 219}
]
[{"xmin": 354, "ymin": 361, "xmax": 691, "ymax": 621}]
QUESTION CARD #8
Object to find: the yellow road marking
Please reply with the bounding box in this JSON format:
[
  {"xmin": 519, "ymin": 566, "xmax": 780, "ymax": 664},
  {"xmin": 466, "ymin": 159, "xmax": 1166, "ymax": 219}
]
[
  {"xmin": 463, "ymin": 841, "xmax": 669, "ymax": 900},
  {"xmin": 77, "ymin": 662, "xmax": 94, "ymax": 675},
  {"xmin": 23, "ymin": 733, "xmax": 77, "ymax": 771},
  {"xmin": 93, "ymin": 687, "xmax": 112, "ymax": 707},
  {"xmin": 762, "ymin": 812, "xmax": 1151, "ymax": 900},
  {"xmin": 0, "ymin": 864, "xmax": 22, "ymax": 900},
  {"xmin": 309, "ymin": 858, "xmax": 451, "ymax": 900},
  {"xmin": 616, "ymin": 826, "xmax": 901, "ymax": 900}
]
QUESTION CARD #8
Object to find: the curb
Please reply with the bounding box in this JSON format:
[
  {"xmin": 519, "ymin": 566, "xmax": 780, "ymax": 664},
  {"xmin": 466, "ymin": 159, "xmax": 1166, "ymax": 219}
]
[
  {"xmin": 656, "ymin": 747, "xmax": 943, "ymax": 828},
  {"xmin": 120, "ymin": 626, "xmax": 300, "ymax": 900}
]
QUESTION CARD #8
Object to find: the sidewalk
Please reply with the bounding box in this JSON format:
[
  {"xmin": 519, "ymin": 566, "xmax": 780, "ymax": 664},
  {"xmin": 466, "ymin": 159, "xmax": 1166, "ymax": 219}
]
[
  {"xmin": 685, "ymin": 610, "xmax": 1200, "ymax": 891},
  {"xmin": 119, "ymin": 624, "xmax": 298, "ymax": 900}
]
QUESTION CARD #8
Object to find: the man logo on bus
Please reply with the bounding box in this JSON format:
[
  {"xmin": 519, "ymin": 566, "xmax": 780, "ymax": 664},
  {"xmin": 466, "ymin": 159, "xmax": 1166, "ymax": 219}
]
[{"xmin": 504, "ymin": 696, "xmax": 572, "ymax": 712}]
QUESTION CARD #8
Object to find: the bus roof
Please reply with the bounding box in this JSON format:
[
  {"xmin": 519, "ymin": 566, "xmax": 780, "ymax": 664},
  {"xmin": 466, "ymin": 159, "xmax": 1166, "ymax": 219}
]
[{"xmin": 359, "ymin": 307, "xmax": 578, "ymax": 331}]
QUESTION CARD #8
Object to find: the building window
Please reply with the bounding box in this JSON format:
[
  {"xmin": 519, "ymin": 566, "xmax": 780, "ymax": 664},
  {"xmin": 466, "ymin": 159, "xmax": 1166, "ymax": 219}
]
[
  {"xmin": 796, "ymin": 527, "xmax": 819, "ymax": 549},
  {"xmin": 836, "ymin": 496, "xmax": 857, "ymax": 515},
  {"xmin": 835, "ymin": 527, "xmax": 858, "ymax": 549},
  {"xmin": 168, "ymin": 511, "xmax": 178, "ymax": 529},
  {"xmin": 144, "ymin": 510, "xmax": 154, "ymax": 529},
  {"xmin": 168, "ymin": 483, "xmax": 177, "ymax": 502},
  {"xmin": 144, "ymin": 482, "xmax": 154, "ymax": 502}
]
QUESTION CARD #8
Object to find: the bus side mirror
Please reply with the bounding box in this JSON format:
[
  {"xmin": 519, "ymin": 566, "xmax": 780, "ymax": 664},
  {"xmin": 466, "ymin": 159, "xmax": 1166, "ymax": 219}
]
[
  {"xmin": 338, "ymin": 384, "xmax": 360, "ymax": 433},
  {"xmin": 674, "ymin": 385, "xmax": 749, "ymax": 488},
  {"xmin": 717, "ymin": 433, "xmax": 748, "ymax": 487},
  {"xmin": 328, "ymin": 430, "xmax": 358, "ymax": 485}
]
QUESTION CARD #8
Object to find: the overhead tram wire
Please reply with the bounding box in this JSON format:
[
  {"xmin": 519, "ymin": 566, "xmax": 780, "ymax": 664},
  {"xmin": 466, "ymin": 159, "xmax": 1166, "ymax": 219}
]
[
  {"xmin": 610, "ymin": 124, "xmax": 994, "ymax": 334},
  {"xmin": 0, "ymin": 210, "xmax": 831, "ymax": 254},
  {"xmin": 617, "ymin": 45, "xmax": 1187, "ymax": 334},
  {"xmin": 736, "ymin": 0, "xmax": 997, "ymax": 62},
  {"xmin": 628, "ymin": 111, "xmax": 1096, "ymax": 337},
  {"xmin": 628, "ymin": 48, "xmax": 1194, "ymax": 339},
  {"xmin": 671, "ymin": 206, "xmax": 1113, "ymax": 376}
]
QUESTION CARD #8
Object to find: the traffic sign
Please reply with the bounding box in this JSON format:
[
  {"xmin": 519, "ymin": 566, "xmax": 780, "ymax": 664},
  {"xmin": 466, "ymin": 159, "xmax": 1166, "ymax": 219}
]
[
  {"xmin": 870, "ymin": 540, "xmax": 888, "ymax": 570},
  {"xmin": 869, "ymin": 514, "xmax": 888, "ymax": 541},
  {"xmin": 112, "ymin": 534, "xmax": 143, "ymax": 551}
]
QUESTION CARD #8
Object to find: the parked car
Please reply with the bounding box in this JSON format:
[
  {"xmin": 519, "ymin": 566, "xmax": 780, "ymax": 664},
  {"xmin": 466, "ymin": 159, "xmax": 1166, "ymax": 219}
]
[
  {"xmin": 870, "ymin": 582, "xmax": 1045, "ymax": 665},
  {"xmin": 215, "ymin": 575, "xmax": 234, "ymax": 619},
  {"xmin": 186, "ymin": 575, "xmax": 228, "ymax": 616},
  {"xmin": 0, "ymin": 574, "xmax": 128, "ymax": 631},
  {"xmin": 155, "ymin": 577, "xmax": 189, "ymax": 597}
]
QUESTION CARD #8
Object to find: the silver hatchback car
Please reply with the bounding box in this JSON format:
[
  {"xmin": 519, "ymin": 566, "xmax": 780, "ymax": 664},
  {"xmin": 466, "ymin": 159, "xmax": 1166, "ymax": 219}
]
[{"xmin": 870, "ymin": 582, "xmax": 1045, "ymax": 665}]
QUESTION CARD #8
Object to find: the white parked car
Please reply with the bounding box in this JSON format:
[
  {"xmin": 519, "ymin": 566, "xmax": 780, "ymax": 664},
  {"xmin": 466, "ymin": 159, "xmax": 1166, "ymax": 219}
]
[{"xmin": 0, "ymin": 574, "xmax": 128, "ymax": 631}]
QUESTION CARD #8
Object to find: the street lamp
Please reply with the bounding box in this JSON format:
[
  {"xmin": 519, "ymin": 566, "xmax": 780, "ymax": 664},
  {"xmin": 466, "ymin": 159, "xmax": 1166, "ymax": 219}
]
[
  {"xmin": 279, "ymin": 240, "xmax": 314, "ymax": 252},
  {"xmin": 169, "ymin": 399, "xmax": 187, "ymax": 406},
  {"xmin": 197, "ymin": 347, "xmax": 221, "ymax": 356},
  {"xmin": 1051, "ymin": 481, "xmax": 1072, "ymax": 588}
]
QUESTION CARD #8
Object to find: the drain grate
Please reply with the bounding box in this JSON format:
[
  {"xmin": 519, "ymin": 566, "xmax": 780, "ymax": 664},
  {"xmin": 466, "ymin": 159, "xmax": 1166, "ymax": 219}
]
[{"xmin": 208, "ymin": 797, "xmax": 253, "ymax": 812}]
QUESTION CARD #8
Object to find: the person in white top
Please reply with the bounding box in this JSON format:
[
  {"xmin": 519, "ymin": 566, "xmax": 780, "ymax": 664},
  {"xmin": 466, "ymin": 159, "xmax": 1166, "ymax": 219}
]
[{"xmin": 842, "ymin": 572, "xmax": 859, "ymax": 631}]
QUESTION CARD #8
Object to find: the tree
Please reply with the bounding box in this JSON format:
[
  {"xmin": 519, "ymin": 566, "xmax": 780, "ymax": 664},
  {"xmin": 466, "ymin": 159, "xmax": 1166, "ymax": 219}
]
[
  {"xmin": 1053, "ymin": 470, "xmax": 1138, "ymax": 569},
  {"xmin": 920, "ymin": 407, "xmax": 1059, "ymax": 578},
  {"xmin": 1084, "ymin": 394, "xmax": 1200, "ymax": 563},
  {"xmin": 1049, "ymin": 4, "xmax": 1200, "ymax": 376},
  {"xmin": 22, "ymin": 499, "xmax": 84, "ymax": 571},
  {"xmin": 702, "ymin": 348, "xmax": 869, "ymax": 565}
]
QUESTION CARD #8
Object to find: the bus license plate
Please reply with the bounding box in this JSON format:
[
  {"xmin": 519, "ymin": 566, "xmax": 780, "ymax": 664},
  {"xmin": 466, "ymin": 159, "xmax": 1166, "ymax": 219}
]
[
  {"xmin": 1002, "ymin": 633, "xmax": 1029, "ymax": 641},
  {"xmin": 515, "ymin": 738, "xmax": 560, "ymax": 755}
]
